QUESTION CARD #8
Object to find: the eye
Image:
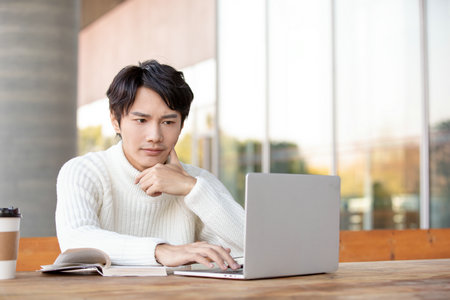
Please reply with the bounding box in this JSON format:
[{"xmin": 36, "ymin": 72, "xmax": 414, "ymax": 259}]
[
  {"xmin": 162, "ymin": 120, "xmax": 175, "ymax": 125},
  {"xmin": 136, "ymin": 119, "xmax": 146, "ymax": 124}
]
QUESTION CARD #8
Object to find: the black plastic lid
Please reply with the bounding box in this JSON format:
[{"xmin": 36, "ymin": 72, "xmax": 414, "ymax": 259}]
[{"xmin": 0, "ymin": 207, "xmax": 21, "ymax": 217}]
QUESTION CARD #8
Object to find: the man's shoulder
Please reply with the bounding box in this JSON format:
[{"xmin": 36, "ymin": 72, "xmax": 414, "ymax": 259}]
[
  {"xmin": 59, "ymin": 144, "xmax": 118, "ymax": 177},
  {"xmin": 63, "ymin": 149, "xmax": 107, "ymax": 168},
  {"xmin": 181, "ymin": 163, "xmax": 201, "ymax": 175},
  {"xmin": 181, "ymin": 163, "xmax": 216, "ymax": 179}
]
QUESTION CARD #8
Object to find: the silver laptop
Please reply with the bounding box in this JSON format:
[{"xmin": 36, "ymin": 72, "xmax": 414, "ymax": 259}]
[{"xmin": 174, "ymin": 172, "xmax": 340, "ymax": 280}]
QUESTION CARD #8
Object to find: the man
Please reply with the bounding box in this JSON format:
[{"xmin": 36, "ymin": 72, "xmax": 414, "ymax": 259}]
[{"xmin": 56, "ymin": 60, "xmax": 243, "ymax": 270}]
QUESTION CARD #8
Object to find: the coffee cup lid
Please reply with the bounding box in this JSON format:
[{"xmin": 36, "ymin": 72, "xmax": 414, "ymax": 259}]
[{"xmin": 0, "ymin": 207, "xmax": 21, "ymax": 217}]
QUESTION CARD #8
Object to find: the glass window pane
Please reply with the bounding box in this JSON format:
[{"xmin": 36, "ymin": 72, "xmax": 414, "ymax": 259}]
[
  {"xmin": 178, "ymin": 60, "xmax": 217, "ymax": 168},
  {"xmin": 428, "ymin": 0, "xmax": 450, "ymax": 228},
  {"xmin": 218, "ymin": 0, "xmax": 266, "ymax": 205},
  {"xmin": 336, "ymin": 0, "xmax": 422, "ymax": 230},
  {"xmin": 77, "ymin": 98, "xmax": 117, "ymax": 155},
  {"xmin": 268, "ymin": 0, "xmax": 332, "ymax": 175}
]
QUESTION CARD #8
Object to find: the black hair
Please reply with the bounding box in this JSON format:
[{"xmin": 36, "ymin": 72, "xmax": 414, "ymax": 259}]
[{"xmin": 106, "ymin": 60, "xmax": 194, "ymax": 126}]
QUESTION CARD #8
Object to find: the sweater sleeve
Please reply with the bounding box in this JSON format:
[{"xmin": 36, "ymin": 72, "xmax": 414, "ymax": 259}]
[
  {"xmin": 55, "ymin": 156, "xmax": 166, "ymax": 266},
  {"xmin": 183, "ymin": 168, "xmax": 245, "ymax": 257}
]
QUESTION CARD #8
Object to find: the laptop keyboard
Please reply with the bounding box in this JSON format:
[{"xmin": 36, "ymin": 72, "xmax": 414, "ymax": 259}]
[{"xmin": 198, "ymin": 267, "xmax": 243, "ymax": 274}]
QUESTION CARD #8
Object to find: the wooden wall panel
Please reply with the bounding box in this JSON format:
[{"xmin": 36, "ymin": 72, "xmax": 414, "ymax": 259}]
[
  {"xmin": 393, "ymin": 229, "xmax": 450, "ymax": 260},
  {"xmin": 339, "ymin": 229, "xmax": 450, "ymax": 262},
  {"xmin": 340, "ymin": 230, "xmax": 395, "ymax": 262},
  {"xmin": 16, "ymin": 229, "xmax": 450, "ymax": 271},
  {"xmin": 17, "ymin": 237, "xmax": 60, "ymax": 272}
]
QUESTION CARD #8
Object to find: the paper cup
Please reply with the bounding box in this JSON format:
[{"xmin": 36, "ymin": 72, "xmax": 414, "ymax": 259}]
[{"xmin": 0, "ymin": 208, "xmax": 21, "ymax": 280}]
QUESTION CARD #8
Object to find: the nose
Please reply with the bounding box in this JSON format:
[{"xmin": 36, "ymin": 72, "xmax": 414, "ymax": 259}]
[{"xmin": 145, "ymin": 123, "xmax": 163, "ymax": 143}]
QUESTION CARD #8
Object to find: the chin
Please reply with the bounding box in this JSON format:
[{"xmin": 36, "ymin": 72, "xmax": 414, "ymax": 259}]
[{"xmin": 143, "ymin": 158, "xmax": 166, "ymax": 168}]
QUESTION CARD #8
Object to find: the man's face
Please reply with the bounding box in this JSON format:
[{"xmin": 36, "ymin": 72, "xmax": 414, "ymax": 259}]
[{"xmin": 111, "ymin": 87, "xmax": 182, "ymax": 171}]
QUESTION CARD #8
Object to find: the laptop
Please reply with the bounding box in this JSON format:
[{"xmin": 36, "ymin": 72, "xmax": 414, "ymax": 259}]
[{"xmin": 174, "ymin": 172, "xmax": 340, "ymax": 280}]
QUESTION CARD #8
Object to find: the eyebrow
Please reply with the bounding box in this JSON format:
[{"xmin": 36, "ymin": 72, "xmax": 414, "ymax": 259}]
[{"xmin": 130, "ymin": 112, "xmax": 179, "ymax": 119}]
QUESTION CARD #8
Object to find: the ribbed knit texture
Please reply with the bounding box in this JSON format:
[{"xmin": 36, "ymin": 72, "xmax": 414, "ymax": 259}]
[{"xmin": 55, "ymin": 142, "xmax": 244, "ymax": 265}]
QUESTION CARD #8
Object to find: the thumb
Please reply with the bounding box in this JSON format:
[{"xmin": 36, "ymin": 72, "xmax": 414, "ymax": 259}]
[
  {"xmin": 167, "ymin": 148, "xmax": 190, "ymax": 177},
  {"xmin": 167, "ymin": 148, "xmax": 182, "ymax": 167}
]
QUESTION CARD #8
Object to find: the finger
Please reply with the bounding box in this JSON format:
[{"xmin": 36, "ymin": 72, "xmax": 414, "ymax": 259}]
[
  {"xmin": 166, "ymin": 148, "xmax": 182, "ymax": 167},
  {"xmin": 146, "ymin": 189, "xmax": 162, "ymax": 197},
  {"xmin": 136, "ymin": 172, "xmax": 153, "ymax": 189},
  {"xmin": 135, "ymin": 164, "xmax": 159, "ymax": 184},
  {"xmin": 198, "ymin": 248, "xmax": 228, "ymax": 270},
  {"xmin": 198, "ymin": 244, "xmax": 238, "ymax": 270},
  {"xmin": 135, "ymin": 174, "xmax": 142, "ymax": 184},
  {"xmin": 135, "ymin": 170, "xmax": 147, "ymax": 184},
  {"xmin": 191, "ymin": 254, "xmax": 215, "ymax": 269},
  {"xmin": 207, "ymin": 245, "xmax": 240, "ymax": 270},
  {"xmin": 145, "ymin": 185, "xmax": 162, "ymax": 197}
]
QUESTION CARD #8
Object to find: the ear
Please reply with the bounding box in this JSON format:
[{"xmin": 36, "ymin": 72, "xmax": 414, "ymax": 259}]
[
  {"xmin": 180, "ymin": 117, "xmax": 185, "ymax": 131},
  {"xmin": 110, "ymin": 111, "xmax": 121, "ymax": 134}
]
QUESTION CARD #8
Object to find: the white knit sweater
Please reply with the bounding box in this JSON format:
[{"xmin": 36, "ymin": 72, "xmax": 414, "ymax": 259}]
[{"xmin": 55, "ymin": 142, "xmax": 244, "ymax": 265}]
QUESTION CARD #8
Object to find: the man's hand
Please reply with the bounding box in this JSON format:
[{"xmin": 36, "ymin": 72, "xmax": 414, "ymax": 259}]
[
  {"xmin": 155, "ymin": 242, "xmax": 241, "ymax": 270},
  {"xmin": 135, "ymin": 148, "xmax": 197, "ymax": 197}
]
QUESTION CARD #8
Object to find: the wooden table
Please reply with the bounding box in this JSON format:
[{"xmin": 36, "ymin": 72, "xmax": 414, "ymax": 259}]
[{"xmin": 1, "ymin": 259, "xmax": 450, "ymax": 299}]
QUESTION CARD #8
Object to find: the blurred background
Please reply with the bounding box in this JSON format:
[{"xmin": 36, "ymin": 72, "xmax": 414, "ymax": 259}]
[{"xmin": 0, "ymin": 0, "xmax": 449, "ymax": 236}]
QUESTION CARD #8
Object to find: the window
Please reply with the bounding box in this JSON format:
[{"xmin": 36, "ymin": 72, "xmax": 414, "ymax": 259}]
[
  {"xmin": 217, "ymin": 0, "xmax": 266, "ymax": 205},
  {"xmin": 268, "ymin": 0, "xmax": 332, "ymax": 176},
  {"xmin": 428, "ymin": 0, "xmax": 450, "ymax": 228},
  {"xmin": 213, "ymin": 0, "xmax": 449, "ymax": 229}
]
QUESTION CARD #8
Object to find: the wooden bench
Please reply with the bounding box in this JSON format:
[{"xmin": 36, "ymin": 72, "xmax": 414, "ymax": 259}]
[{"xmin": 16, "ymin": 228, "xmax": 450, "ymax": 271}]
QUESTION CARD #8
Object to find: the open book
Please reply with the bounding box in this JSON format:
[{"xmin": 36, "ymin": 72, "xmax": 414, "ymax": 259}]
[
  {"xmin": 39, "ymin": 248, "xmax": 188, "ymax": 277},
  {"xmin": 40, "ymin": 248, "xmax": 244, "ymax": 277}
]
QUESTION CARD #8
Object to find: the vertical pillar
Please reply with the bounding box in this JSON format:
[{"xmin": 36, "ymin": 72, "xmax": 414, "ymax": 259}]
[
  {"xmin": 0, "ymin": 0, "xmax": 79, "ymax": 236},
  {"xmin": 419, "ymin": 0, "xmax": 430, "ymax": 229}
]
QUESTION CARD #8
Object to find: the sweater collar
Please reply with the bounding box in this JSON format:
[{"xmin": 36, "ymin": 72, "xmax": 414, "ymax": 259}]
[
  {"xmin": 109, "ymin": 140, "xmax": 141, "ymax": 179},
  {"xmin": 109, "ymin": 140, "xmax": 191, "ymax": 178}
]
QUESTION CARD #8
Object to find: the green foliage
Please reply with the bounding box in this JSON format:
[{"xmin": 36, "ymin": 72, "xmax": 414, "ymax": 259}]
[
  {"xmin": 219, "ymin": 136, "xmax": 307, "ymax": 206},
  {"xmin": 436, "ymin": 120, "xmax": 450, "ymax": 132},
  {"xmin": 175, "ymin": 133, "xmax": 192, "ymax": 164},
  {"xmin": 372, "ymin": 181, "xmax": 392, "ymax": 210},
  {"xmin": 270, "ymin": 141, "xmax": 308, "ymax": 174},
  {"xmin": 430, "ymin": 119, "xmax": 450, "ymax": 227},
  {"xmin": 78, "ymin": 126, "xmax": 117, "ymax": 155}
]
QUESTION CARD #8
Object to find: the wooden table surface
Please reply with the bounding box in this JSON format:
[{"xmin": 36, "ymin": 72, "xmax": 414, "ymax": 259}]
[{"xmin": 1, "ymin": 259, "xmax": 450, "ymax": 299}]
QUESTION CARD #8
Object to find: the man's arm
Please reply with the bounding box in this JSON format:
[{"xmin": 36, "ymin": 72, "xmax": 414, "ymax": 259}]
[
  {"xmin": 135, "ymin": 149, "xmax": 242, "ymax": 270},
  {"xmin": 56, "ymin": 156, "xmax": 166, "ymax": 266},
  {"xmin": 183, "ymin": 171, "xmax": 245, "ymax": 258}
]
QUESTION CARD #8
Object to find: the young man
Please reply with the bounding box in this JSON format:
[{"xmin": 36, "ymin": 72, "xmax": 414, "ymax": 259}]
[{"xmin": 56, "ymin": 60, "xmax": 243, "ymax": 270}]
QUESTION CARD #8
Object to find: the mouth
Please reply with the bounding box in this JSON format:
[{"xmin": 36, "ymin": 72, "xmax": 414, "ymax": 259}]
[{"xmin": 141, "ymin": 147, "xmax": 165, "ymax": 156}]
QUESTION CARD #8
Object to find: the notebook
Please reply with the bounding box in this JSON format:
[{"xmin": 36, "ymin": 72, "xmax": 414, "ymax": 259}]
[{"xmin": 174, "ymin": 172, "xmax": 340, "ymax": 279}]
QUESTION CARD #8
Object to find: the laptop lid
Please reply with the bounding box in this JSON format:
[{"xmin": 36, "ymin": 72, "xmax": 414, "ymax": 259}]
[
  {"xmin": 174, "ymin": 173, "xmax": 340, "ymax": 279},
  {"xmin": 243, "ymin": 173, "xmax": 340, "ymax": 279}
]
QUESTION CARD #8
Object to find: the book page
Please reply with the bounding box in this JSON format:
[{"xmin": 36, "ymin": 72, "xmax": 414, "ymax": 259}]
[
  {"xmin": 101, "ymin": 265, "xmax": 169, "ymax": 277},
  {"xmin": 40, "ymin": 263, "xmax": 103, "ymax": 275},
  {"xmin": 53, "ymin": 248, "xmax": 111, "ymax": 268}
]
